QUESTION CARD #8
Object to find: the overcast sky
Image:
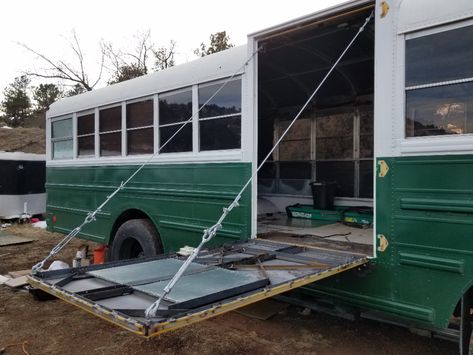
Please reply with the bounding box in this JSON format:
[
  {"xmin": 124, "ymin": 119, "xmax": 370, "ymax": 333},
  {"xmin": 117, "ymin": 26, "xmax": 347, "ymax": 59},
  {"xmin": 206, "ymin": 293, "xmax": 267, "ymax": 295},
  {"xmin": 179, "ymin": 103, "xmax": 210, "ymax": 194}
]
[{"xmin": 0, "ymin": 0, "xmax": 345, "ymax": 100}]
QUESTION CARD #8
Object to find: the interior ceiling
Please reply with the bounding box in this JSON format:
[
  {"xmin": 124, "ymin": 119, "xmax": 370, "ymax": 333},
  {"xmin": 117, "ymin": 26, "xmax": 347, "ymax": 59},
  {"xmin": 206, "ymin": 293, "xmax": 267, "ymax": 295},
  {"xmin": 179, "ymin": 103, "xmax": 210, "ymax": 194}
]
[{"xmin": 258, "ymin": 11, "xmax": 374, "ymax": 112}]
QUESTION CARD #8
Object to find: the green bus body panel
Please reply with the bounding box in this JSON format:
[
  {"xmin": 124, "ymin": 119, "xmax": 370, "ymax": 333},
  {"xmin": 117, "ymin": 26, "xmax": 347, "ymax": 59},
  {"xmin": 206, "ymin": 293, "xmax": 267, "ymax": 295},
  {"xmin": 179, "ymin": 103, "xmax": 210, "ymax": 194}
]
[
  {"xmin": 46, "ymin": 162, "xmax": 252, "ymax": 252},
  {"xmin": 304, "ymin": 155, "xmax": 473, "ymax": 329},
  {"xmin": 47, "ymin": 156, "xmax": 473, "ymax": 330}
]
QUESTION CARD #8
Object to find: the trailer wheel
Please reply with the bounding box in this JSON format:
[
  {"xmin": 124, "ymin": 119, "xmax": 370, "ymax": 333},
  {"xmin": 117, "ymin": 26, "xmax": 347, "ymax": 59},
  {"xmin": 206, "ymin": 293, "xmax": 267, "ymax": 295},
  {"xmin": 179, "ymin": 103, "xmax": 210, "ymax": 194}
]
[{"xmin": 110, "ymin": 219, "xmax": 163, "ymax": 261}]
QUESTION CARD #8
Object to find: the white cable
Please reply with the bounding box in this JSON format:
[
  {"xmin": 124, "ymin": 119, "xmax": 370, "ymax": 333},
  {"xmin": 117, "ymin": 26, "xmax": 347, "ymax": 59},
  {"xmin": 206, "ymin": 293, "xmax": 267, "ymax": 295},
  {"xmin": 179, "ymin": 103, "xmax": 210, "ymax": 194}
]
[
  {"xmin": 145, "ymin": 11, "xmax": 374, "ymax": 318},
  {"xmin": 31, "ymin": 49, "xmax": 260, "ymax": 274}
]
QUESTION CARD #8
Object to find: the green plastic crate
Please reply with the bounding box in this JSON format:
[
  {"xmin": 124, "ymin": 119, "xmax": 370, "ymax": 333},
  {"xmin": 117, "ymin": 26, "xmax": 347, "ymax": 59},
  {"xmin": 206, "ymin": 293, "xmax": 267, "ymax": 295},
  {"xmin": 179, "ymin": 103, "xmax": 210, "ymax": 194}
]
[{"xmin": 286, "ymin": 205, "xmax": 343, "ymax": 221}]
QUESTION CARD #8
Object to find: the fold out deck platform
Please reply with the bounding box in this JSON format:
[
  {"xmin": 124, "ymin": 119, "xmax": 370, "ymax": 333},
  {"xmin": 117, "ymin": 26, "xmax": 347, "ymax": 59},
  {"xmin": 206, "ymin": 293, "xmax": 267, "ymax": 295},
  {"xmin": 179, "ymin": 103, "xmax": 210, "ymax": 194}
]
[{"xmin": 28, "ymin": 239, "xmax": 368, "ymax": 337}]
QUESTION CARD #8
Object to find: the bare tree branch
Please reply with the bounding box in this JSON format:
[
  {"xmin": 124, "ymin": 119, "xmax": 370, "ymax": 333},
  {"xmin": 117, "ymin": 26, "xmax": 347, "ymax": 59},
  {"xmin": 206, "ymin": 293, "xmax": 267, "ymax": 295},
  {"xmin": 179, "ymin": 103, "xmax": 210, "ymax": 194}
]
[{"xmin": 18, "ymin": 31, "xmax": 103, "ymax": 92}]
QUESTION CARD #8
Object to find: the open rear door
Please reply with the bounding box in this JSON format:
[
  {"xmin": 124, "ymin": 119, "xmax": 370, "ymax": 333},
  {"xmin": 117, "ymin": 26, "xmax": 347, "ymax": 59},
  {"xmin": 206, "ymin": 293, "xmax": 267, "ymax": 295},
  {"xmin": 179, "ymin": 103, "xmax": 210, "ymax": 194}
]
[{"xmin": 28, "ymin": 239, "xmax": 367, "ymax": 337}]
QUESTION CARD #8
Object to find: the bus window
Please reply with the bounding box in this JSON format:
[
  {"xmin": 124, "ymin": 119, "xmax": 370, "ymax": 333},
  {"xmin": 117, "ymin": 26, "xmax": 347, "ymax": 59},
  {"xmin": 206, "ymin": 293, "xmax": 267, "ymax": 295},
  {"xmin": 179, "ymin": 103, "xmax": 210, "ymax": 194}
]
[
  {"xmin": 126, "ymin": 99, "xmax": 153, "ymax": 155},
  {"xmin": 405, "ymin": 24, "xmax": 473, "ymax": 137},
  {"xmin": 99, "ymin": 106, "xmax": 122, "ymax": 156},
  {"xmin": 51, "ymin": 117, "xmax": 73, "ymax": 159},
  {"xmin": 77, "ymin": 112, "xmax": 95, "ymax": 157},
  {"xmin": 199, "ymin": 78, "xmax": 241, "ymax": 151},
  {"xmin": 159, "ymin": 89, "xmax": 192, "ymax": 153}
]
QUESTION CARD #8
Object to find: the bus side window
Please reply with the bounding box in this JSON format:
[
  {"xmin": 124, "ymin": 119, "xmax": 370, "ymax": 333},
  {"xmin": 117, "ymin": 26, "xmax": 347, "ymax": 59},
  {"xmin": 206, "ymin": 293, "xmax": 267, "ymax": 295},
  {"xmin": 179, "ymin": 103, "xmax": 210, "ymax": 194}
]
[
  {"xmin": 99, "ymin": 106, "xmax": 122, "ymax": 156},
  {"xmin": 198, "ymin": 78, "xmax": 241, "ymax": 151},
  {"xmin": 77, "ymin": 112, "xmax": 95, "ymax": 157},
  {"xmin": 51, "ymin": 117, "xmax": 73, "ymax": 159},
  {"xmin": 126, "ymin": 99, "xmax": 153, "ymax": 155},
  {"xmin": 158, "ymin": 89, "xmax": 193, "ymax": 153},
  {"xmin": 405, "ymin": 24, "xmax": 473, "ymax": 137}
]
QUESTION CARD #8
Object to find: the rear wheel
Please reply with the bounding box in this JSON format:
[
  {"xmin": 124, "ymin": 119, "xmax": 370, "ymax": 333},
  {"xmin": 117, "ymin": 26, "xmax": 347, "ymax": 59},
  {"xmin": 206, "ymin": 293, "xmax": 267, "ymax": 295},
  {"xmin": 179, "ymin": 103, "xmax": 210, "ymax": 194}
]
[{"xmin": 110, "ymin": 219, "xmax": 163, "ymax": 261}]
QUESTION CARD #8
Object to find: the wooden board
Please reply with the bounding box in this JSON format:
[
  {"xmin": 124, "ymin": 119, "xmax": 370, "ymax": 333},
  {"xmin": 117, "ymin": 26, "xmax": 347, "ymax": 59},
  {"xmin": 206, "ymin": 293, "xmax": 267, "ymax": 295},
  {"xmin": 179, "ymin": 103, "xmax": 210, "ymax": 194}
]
[
  {"xmin": 0, "ymin": 275, "xmax": 11, "ymax": 285},
  {"xmin": 8, "ymin": 269, "xmax": 31, "ymax": 278},
  {"xmin": 0, "ymin": 231, "xmax": 34, "ymax": 247},
  {"xmin": 5, "ymin": 276, "xmax": 28, "ymax": 288}
]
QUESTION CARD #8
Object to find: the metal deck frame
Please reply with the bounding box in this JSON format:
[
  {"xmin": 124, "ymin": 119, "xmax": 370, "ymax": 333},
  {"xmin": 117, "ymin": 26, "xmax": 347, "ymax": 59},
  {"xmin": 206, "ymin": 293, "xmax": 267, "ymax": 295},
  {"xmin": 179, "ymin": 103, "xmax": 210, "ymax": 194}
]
[{"xmin": 28, "ymin": 239, "xmax": 368, "ymax": 338}]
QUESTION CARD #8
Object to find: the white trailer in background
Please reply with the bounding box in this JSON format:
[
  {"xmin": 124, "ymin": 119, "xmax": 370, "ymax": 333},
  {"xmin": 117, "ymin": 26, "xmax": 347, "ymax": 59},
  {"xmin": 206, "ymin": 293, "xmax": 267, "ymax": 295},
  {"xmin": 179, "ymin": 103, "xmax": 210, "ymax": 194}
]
[{"xmin": 0, "ymin": 151, "xmax": 46, "ymax": 219}]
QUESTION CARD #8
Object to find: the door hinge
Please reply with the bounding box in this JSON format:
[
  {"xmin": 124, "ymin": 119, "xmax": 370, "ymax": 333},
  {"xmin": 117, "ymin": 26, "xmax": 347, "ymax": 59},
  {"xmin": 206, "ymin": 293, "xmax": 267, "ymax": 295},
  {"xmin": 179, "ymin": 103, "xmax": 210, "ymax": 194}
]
[
  {"xmin": 378, "ymin": 160, "xmax": 389, "ymax": 178},
  {"xmin": 377, "ymin": 234, "xmax": 389, "ymax": 252},
  {"xmin": 380, "ymin": 1, "xmax": 390, "ymax": 18}
]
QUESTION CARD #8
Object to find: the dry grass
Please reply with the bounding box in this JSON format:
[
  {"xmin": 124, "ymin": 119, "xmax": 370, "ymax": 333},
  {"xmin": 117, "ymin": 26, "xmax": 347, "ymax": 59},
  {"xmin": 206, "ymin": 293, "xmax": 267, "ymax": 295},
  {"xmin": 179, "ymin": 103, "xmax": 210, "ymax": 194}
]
[{"xmin": 0, "ymin": 127, "xmax": 45, "ymax": 154}]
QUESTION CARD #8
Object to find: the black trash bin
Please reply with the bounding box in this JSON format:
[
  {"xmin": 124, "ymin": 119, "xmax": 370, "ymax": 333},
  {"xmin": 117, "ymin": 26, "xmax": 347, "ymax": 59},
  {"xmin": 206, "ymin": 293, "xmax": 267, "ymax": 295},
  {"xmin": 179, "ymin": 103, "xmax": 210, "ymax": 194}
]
[{"xmin": 310, "ymin": 181, "xmax": 336, "ymax": 210}]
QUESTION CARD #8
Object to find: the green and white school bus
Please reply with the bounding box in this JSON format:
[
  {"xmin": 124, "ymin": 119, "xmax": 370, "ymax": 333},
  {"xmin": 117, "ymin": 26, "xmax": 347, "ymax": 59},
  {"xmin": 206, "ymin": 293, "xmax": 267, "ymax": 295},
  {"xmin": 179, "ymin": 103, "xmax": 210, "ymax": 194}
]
[{"xmin": 45, "ymin": 0, "xmax": 473, "ymax": 350}]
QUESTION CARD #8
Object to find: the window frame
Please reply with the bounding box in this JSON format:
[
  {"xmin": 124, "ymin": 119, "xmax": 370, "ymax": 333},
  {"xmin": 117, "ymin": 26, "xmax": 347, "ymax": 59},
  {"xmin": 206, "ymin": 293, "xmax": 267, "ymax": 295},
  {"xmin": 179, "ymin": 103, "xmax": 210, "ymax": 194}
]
[
  {"xmin": 198, "ymin": 76, "xmax": 242, "ymax": 152},
  {"xmin": 125, "ymin": 96, "xmax": 154, "ymax": 156},
  {"xmin": 158, "ymin": 86, "xmax": 194, "ymax": 154},
  {"xmin": 48, "ymin": 77, "xmax": 244, "ymax": 163},
  {"xmin": 264, "ymin": 105, "xmax": 373, "ymax": 199},
  {"xmin": 51, "ymin": 115, "xmax": 74, "ymax": 160},
  {"xmin": 99, "ymin": 104, "xmax": 123, "ymax": 157},
  {"xmin": 403, "ymin": 19, "xmax": 473, "ymax": 140},
  {"xmin": 76, "ymin": 109, "xmax": 95, "ymax": 158}
]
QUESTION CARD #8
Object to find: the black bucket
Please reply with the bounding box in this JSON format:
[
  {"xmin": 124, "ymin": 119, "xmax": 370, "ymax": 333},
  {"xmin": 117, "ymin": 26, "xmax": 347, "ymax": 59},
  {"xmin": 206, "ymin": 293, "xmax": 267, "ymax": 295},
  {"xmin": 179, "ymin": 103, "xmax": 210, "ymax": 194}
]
[{"xmin": 310, "ymin": 181, "xmax": 336, "ymax": 210}]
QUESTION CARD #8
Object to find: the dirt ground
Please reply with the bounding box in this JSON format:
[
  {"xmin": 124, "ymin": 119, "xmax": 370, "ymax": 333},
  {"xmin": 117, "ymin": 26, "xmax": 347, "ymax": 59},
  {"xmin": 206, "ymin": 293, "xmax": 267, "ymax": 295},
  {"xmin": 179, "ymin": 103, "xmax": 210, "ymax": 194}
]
[
  {"xmin": 0, "ymin": 127, "xmax": 45, "ymax": 154},
  {"xmin": 0, "ymin": 224, "xmax": 457, "ymax": 355}
]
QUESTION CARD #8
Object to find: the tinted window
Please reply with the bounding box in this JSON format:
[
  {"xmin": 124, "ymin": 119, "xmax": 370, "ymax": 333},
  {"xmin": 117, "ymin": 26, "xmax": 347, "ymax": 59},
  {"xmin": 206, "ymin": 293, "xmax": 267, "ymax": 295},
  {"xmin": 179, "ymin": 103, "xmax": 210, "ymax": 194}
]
[
  {"xmin": 406, "ymin": 25, "xmax": 473, "ymax": 87},
  {"xmin": 128, "ymin": 128, "xmax": 153, "ymax": 155},
  {"xmin": 160, "ymin": 124, "xmax": 192, "ymax": 153},
  {"xmin": 77, "ymin": 113, "xmax": 94, "ymax": 135},
  {"xmin": 78, "ymin": 136, "xmax": 94, "ymax": 156},
  {"xmin": 200, "ymin": 116, "xmax": 241, "ymax": 151},
  {"xmin": 77, "ymin": 113, "xmax": 95, "ymax": 157},
  {"xmin": 198, "ymin": 79, "xmax": 242, "ymax": 151},
  {"xmin": 406, "ymin": 82, "xmax": 473, "ymax": 137},
  {"xmin": 159, "ymin": 90, "xmax": 192, "ymax": 125},
  {"xmin": 199, "ymin": 79, "xmax": 241, "ymax": 118},
  {"xmin": 99, "ymin": 106, "xmax": 121, "ymax": 156},
  {"xmin": 127, "ymin": 99, "xmax": 154, "ymax": 155},
  {"xmin": 406, "ymin": 25, "xmax": 473, "ymax": 138},
  {"xmin": 127, "ymin": 100, "xmax": 153, "ymax": 128},
  {"xmin": 100, "ymin": 106, "xmax": 121, "ymax": 132},
  {"xmin": 100, "ymin": 132, "xmax": 121, "ymax": 156}
]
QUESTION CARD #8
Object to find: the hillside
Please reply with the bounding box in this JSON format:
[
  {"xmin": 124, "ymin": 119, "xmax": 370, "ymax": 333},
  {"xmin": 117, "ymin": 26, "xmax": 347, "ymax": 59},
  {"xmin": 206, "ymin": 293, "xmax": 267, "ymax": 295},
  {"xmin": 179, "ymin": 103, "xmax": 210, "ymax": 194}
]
[{"xmin": 0, "ymin": 127, "xmax": 45, "ymax": 154}]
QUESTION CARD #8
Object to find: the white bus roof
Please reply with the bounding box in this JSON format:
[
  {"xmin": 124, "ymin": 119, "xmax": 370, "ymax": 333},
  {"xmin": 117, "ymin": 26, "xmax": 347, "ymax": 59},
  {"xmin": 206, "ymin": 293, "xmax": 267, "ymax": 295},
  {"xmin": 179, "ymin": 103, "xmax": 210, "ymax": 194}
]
[{"xmin": 48, "ymin": 45, "xmax": 247, "ymax": 118}]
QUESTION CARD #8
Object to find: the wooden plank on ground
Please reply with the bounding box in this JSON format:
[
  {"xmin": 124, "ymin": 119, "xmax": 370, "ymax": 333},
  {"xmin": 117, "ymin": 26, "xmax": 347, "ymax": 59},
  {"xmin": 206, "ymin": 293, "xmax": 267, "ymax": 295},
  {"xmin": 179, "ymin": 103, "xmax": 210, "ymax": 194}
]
[
  {"xmin": 0, "ymin": 275, "xmax": 11, "ymax": 285},
  {"xmin": 0, "ymin": 231, "xmax": 34, "ymax": 247},
  {"xmin": 5, "ymin": 276, "xmax": 29, "ymax": 288},
  {"xmin": 8, "ymin": 269, "xmax": 31, "ymax": 278}
]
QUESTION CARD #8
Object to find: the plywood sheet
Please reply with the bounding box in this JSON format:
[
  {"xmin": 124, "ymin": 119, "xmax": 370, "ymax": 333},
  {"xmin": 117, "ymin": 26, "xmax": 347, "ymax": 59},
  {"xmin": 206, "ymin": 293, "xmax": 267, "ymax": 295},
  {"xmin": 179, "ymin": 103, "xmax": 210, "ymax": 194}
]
[{"xmin": 0, "ymin": 230, "xmax": 33, "ymax": 246}]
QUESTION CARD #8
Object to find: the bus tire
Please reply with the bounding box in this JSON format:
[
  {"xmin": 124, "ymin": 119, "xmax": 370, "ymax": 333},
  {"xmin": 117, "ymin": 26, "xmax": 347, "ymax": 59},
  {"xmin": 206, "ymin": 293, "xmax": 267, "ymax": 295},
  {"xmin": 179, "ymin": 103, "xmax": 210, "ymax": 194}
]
[{"xmin": 110, "ymin": 219, "xmax": 163, "ymax": 261}]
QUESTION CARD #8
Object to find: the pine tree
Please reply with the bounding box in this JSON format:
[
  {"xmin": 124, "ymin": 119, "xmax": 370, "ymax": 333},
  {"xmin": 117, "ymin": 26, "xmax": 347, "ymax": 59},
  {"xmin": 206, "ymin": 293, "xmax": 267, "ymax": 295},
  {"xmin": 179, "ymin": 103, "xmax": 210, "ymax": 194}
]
[
  {"xmin": 33, "ymin": 83, "xmax": 62, "ymax": 112},
  {"xmin": 0, "ymin": 76, "xmax": 32, "ymax": 127},
  {"xmin": 195, "ymin": 31, "xmax": 234, "ymax": 57}
]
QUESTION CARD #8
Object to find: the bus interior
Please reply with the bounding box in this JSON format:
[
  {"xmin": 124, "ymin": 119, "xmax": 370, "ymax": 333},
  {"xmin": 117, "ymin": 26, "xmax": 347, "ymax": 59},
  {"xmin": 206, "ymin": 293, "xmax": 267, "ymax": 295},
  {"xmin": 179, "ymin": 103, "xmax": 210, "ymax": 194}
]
[{"xmin": 256, "ymin": 7, "xmax": 375, "ymax": 255}]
